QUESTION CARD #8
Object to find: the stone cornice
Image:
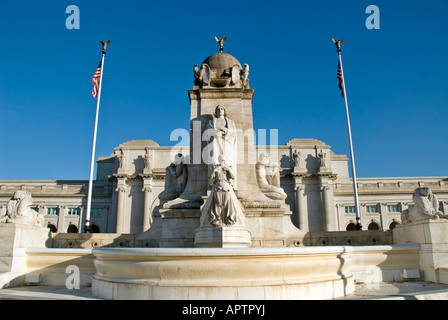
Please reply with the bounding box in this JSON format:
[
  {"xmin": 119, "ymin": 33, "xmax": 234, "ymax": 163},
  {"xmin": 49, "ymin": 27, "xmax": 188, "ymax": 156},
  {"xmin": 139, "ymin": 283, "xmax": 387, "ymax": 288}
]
[{"xmin": 188, "ymin": 88, "xmax": 254, "ymax": 102}]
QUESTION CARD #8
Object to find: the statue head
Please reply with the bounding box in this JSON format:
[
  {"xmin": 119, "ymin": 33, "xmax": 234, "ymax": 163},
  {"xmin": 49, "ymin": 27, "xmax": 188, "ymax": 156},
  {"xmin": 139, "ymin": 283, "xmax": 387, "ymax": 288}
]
[
  {"xmin": 419, "ymin": 187, "xmax": 431, "ymax": 197},
  {"xmin": 172, "ymin": 153, "xmax": 184, "ymax": 165},
  {"xmin": 214, "ymin": 105, "xmax": 227, "ymax": 118},
  {"xmin": 258, "ymin": 153, "xmax": 270, "ymax": 165}
]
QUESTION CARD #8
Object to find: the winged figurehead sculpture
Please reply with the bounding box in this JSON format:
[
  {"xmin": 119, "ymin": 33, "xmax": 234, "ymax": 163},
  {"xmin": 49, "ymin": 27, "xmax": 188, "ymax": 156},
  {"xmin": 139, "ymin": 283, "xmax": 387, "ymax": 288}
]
[
  {"xmin": 215, "ymin": 37, "xmax": 227, "ymax": 53},
  {"xmin": 332, "ymin": 38, "xmax": 343, "ymax": 52},
  {"xmin": 100, "ymin": 40, "xmax": 111, "ymax": 54}
]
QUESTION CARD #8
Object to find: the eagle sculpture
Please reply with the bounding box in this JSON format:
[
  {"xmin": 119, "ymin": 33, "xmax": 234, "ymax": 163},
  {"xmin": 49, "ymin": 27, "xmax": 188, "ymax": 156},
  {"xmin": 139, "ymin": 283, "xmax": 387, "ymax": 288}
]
[
  {"xmin": 100, "ymin": 40, "xmax": 110, "ymax": 53},
  {"xmin": 215, "ymin": 37, "xmax": 227, "ymax": 53},
  {"xmin": 332, "ymin": 38, "xmax": 343, "ymax": 52}
]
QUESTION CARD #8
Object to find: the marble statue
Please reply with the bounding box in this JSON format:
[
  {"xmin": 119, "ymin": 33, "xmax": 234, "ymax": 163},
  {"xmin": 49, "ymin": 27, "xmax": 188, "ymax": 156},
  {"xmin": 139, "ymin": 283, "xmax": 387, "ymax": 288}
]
[
  {"xmin": 231, "ymin": 64, "xmax": 241, "ymax": 86},
  {"xmin": 158, "ymin": 154, "xmax": 188, "ymax": 201},
  {"xmin": 292, "ymin": 150, "xmax": 300, "ymax": 168},
  {"xmin": 1, "ymin": 191, "xmax": 45, "ymax": 227},
  {"xmin": 241, "ymin": 63, "xmax": 249, "ymax": 88},
  {"xmin": 193, "ymin": 64, "xmax": 213, "ymax": 87},
  {"xmin": 203, "ymin": 105, "xmax": 238, "ymax": 170},
  {"xmin": 200, "ymin": 160, "xmax": 245, "ymax": 227},
  {"xmin": 401, "ymin": 187, "xmax": 447, "ymax": 224},
  {"xmin": 118, "ymin": 148, "xmax": 127, "ymax": 170},
  {"xmin": 318, "ymin": 149, "xmax": 326, "ymax": 168},
  {"xmin": 144, "ymin": 147, "xmax": 152, "ymax": 171},
  {"xmin": 256, "ymin": 153, "xmax": 287, "ymax": 200}
]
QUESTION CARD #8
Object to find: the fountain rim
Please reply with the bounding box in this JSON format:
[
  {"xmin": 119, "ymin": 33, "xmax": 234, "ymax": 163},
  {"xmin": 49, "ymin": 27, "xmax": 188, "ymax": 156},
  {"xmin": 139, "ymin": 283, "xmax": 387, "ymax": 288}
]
[{"xmin": 91, "ymin": 246, "xmax": 357, "ymax": 259}]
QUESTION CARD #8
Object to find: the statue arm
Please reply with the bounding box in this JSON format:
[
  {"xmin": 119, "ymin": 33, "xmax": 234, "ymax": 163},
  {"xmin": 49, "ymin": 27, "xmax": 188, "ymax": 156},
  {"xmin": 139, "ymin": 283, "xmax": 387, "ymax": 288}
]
[
  {"xmin": 226, "ymin": 167, "xmax": 235, "ymax": 181},
  {"xmin": 175, "ymin": 163, "xmax": 184, "ymax": 176},
  {"xmin": 167, "ymin": 165, "xmax": 177, "ymax": 177},
  {"xmin": 224, "ymin": 119, "xmax": 237, "ymax": 139}
]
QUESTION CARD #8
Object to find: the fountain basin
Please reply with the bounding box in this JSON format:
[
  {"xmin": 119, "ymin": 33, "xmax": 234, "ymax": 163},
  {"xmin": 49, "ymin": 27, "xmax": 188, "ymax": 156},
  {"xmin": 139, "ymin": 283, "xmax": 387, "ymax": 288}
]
[{"xmin": 92, "ymin": 246, "xmax": 354, "ymax": 300}]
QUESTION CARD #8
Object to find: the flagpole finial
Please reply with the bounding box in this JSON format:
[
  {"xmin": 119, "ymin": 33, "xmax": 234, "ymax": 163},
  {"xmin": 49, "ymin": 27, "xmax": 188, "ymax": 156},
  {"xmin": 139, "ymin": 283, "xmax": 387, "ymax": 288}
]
[
  {"xmin": 332, "ymin": 38, "xmax": 343, "ymax": 53},
  {"xmin": 100, "ymin": 40, "xmax": 110, "ymax": 54}
]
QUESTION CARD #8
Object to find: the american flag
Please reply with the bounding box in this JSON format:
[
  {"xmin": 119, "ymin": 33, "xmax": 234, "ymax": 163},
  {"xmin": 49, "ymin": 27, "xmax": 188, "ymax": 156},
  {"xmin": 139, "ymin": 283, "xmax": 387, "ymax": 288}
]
[
  {"xmin": 337, "ymin": 61, "xmax": 345, "ymax": 98},
  {"xmin": 91, "ymin": 61, "xmax": 102, "ymax": 98}
]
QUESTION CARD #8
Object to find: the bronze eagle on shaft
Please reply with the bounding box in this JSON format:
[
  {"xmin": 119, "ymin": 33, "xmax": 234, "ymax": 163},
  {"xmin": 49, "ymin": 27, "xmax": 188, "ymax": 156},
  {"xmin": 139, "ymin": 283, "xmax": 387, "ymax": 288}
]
[
  {"xmin": 215, "ymin": 37, "xmax": 226, "ymax": 53},
  {"xmin": 332, "ymin": 38, "xmax": 343, "ymax": 52},
  {"xmin": 100, "ymin": 40, "xmax": 110, "ymax": 53}
]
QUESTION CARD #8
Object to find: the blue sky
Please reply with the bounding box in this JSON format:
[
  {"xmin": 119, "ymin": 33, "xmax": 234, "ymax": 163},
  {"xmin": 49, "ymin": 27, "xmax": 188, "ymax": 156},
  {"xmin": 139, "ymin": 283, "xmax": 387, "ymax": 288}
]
[{"xmin": 0, "ymin": 0, "xmax": 447, "ymax": 180}]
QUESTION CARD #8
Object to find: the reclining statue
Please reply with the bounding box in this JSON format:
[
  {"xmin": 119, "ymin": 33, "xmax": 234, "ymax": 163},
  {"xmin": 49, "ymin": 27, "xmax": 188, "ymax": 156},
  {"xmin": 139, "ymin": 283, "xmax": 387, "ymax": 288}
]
[{"xmin": 401, "ymin": 187, "xmax": 446, "ymax": 224}]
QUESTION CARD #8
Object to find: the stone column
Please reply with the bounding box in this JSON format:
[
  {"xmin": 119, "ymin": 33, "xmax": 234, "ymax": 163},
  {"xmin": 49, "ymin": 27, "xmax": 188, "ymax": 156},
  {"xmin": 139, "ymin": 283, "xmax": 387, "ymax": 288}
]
[
  {"xmin": 294, "ymin": 186, "xmax": 307, "ymax": 231},
  {"xmin": 380, "ymin": 202, "xmax": 388, "ymax": 230},
  {"xmin": 292, "ymin": 172, "xmax": 307, "ymax": 231},
  {"xmin": 320, "ymin": 186, "xmax": 332, "ymax": 231},
  {"xmin": 57, "ymin": 205, "xmax": 64, "ymax": 232},
  {"xmin": 115, "ymin": 176, "xmax": 128, "ymax": 234},
  {"xmin": 318, "ymin": 172, "xmax": 337, "ymax": 231},
  {"xmin": 141, "ymin": 174, "xmax": 153, "ymax": 232}
]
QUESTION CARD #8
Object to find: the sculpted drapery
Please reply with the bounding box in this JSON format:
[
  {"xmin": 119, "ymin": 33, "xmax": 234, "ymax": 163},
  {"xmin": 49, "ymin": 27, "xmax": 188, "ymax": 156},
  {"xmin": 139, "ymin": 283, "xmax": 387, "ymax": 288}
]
[{"xmin": 203, "ymin": 105, "xmax": 237, "ymax": 170}]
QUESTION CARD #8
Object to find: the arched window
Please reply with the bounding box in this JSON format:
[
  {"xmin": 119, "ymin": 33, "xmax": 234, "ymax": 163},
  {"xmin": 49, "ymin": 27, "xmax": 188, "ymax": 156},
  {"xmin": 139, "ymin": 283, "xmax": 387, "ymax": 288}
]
[
  {"xmin": 47, "ymin": 223, "xmax": 57, "ymax": 233},
  {"xmin": 389, "ymin": 220, "xmax": 400, "ymax": 230},
  {"xmin": 367, "ymin": 221, "xmax": 380, "ymax": 230},
  {"xmin": 90, "ymin": 224, "xmax": 101, "ymax": 233},
  {"xmin": 67, "ymin": 224, "xmax": 78, "ymax": 233},
  {"xmin": 346, "ymin": 222, "xmax": 357, "ymax": 231}
]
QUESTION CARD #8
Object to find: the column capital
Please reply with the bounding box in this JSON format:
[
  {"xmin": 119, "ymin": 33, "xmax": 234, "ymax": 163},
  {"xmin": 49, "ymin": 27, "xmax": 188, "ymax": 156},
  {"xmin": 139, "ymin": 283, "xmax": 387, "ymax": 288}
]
[
  {"xmin": 116, "ymin": 186, "xmax": 128, "ymax": 193},
  {"xmin": 140, "ymin": 172, "xmax": 153, "ymax": 179}
]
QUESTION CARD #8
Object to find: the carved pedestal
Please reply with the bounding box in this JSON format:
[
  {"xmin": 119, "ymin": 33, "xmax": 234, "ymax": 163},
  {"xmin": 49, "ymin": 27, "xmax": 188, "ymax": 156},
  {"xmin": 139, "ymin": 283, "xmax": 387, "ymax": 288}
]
[
  {"xmin": 393, "ymin": 219, "xmax": 448, "ymax": 284},
  {"xmin": 194, "ymin": 226, "xmax": 251, "ymax": 248},
  {"xmin": 0, "ymin": 223, "xmax": 50, "ymax": 288}
]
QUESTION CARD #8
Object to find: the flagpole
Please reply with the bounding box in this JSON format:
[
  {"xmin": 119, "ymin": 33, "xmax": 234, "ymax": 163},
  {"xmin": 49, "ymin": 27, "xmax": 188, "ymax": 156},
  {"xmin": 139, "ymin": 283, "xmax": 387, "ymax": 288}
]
[
  {"xmin": 333, "ymin": 39, "xmax": 362, "ymax": 230},
  {"xmin": 85, "ymin": 41, "xmax": 109, "ymax": 233}
]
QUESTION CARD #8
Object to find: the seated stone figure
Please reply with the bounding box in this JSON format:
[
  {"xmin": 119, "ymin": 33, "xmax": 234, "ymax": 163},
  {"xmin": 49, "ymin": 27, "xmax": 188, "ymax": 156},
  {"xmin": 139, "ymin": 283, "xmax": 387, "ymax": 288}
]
[
  {"xmin": 401, "ymin": 187, "xmax": 447, "ymax": 224},
  {"xmin": 159, "ymin": 154, "xmax": 188, "ymax": 203},
  {"xmin": 256, "ymin": 153, "xmax": 287, "ymax": 200},
  {"xmin": 1, "ymin": 191, "xmax": 45, "ymax": 227}
]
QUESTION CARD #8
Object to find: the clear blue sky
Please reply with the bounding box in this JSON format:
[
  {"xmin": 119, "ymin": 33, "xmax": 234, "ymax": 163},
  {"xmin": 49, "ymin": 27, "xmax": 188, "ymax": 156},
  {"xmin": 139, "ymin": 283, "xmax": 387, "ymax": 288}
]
[{"xmin": 1, "ymin": 0, "xmax": 447, "ymax": 180}]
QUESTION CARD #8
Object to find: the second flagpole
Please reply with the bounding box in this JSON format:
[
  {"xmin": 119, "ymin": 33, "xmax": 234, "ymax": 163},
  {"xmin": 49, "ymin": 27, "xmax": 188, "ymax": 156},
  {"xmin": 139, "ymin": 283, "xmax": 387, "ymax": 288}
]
[
  {"xmin": 85, "ymin": 41, "xmax": 109, "ymax": 233},
  {"xmin": 334, "ymin": 39, "xmax": 362, "ymax": 230}
]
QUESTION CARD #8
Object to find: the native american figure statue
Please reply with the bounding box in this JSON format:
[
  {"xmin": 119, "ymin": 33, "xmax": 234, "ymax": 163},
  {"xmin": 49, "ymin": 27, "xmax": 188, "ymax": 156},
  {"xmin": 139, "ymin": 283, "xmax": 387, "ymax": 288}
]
[
  {"xmin": 401, "ymin": 187, "xmax": 447, "ymax": 224},
  {"xmin": 1, "ymin": 191, "xmax": 45, "ymax": 227}
]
